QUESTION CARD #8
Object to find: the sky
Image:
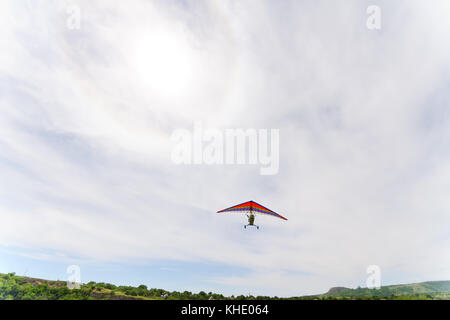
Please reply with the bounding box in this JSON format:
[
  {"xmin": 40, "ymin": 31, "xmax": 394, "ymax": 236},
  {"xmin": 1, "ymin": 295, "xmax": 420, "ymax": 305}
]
[{"xmin": 1, "ymin": 0, "xmax": 450, "ymax": 297}]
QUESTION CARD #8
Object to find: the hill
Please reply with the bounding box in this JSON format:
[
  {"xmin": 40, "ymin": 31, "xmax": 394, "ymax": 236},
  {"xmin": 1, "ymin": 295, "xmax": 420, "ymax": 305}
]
[
  {"xmin": 319, "ymin": 281, "xmax": 450, "ymax": 300},
  {"xmin": 1, "ymin": 272, "xmax": 449, "ymax": 300},
  {"xmin": 0, "ymin": 272, "xmax": 230, "ymax": 300}
]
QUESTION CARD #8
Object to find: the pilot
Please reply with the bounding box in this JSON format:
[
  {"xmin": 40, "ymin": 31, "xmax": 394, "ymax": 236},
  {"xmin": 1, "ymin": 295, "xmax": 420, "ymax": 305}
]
[{"xmin": 245, "ymin": 214, "xmax": 259, "ymax": 229}]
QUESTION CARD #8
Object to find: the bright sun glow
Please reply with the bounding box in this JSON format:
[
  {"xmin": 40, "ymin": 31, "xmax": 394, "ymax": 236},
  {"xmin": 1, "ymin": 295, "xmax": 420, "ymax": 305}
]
[{"xmin": 133, "ymin": 30, "xmax": 195, "ymax": 98}]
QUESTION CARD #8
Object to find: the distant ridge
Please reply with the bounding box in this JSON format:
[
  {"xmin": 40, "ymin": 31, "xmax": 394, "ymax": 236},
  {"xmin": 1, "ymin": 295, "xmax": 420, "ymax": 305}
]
[
  {"xmin": 1, "ymin": 272, "xmax": 449, "ymax": 300},
  {"xmin": 322, "ymin": 280, "xmax": 450, "ymax": 299}
]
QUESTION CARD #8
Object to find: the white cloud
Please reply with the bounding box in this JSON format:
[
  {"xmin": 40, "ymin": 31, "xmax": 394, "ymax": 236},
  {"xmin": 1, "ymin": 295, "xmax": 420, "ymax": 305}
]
[{"xmin": 1, "ymin": 0, "xmax": 450, "ymax": 295}]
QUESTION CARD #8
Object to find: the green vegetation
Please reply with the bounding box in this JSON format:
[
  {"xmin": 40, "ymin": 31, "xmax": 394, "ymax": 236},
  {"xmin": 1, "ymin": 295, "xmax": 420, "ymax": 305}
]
[
  {"xmin": 0, "ymin": 272, "xmax": 449, "ymax": 300},
  {"xmin": 317, "ymin": 281, "xmax": 450, "ymax": 300},
  {"xmin": 0, "ymin": 272, "xmax": 226, "ymax": 300}
]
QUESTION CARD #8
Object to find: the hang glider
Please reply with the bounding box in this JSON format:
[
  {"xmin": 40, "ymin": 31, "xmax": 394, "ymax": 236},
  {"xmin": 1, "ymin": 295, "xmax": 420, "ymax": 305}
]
[{"xmin": 217, "ymin": 200, "xmax": 287, "ymax": 229}]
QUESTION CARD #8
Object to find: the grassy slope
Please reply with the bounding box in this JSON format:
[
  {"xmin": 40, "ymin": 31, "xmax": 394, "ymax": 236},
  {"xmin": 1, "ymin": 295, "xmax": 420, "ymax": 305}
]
[
  {"xmin": 1, "ymin": 272, "xmax": 449, "ymax": 300},
  {"xmin": 319, "ymin": 281, "xmax": 450, "ymax": 299},
  {"xmin": 0, "ymin": 273, "xmax": 159, "ymax": 300}
]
